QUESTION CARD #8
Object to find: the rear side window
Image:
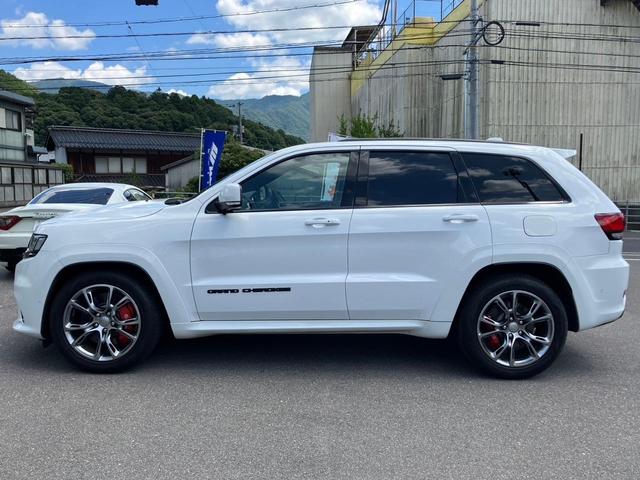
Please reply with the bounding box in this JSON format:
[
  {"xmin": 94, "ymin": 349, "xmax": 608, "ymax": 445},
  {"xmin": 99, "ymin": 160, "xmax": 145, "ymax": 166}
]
[
  {"xmin": 29, "ymin": 187, "xmax": 114, "ymax": 205},
  {"xmin": 461, "ymin": 153, "xmax": 565, "ymax": 203},
  {"xmin": 366, "ymin": 151, "xmax": 460, "ymax": 206}
]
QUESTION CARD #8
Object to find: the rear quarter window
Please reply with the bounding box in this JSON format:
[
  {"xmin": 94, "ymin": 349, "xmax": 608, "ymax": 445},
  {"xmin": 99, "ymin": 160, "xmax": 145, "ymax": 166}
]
[{"xmin": 461, "ymin": 153, "xmax": 566, "ymax": 203}]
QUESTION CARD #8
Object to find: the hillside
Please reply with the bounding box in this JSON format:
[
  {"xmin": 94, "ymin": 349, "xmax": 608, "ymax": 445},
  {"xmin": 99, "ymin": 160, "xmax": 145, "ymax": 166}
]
[
  {"xmin": 31, "ymin": 78, "xmax": 111, "ymax": 94},
  {"xmin": 0, "ymin": 70, "xmax": 304, "ymax": 151},
  {"xmin": 219, "ymin": 93, "xmax": 310, "ymax": 141}
]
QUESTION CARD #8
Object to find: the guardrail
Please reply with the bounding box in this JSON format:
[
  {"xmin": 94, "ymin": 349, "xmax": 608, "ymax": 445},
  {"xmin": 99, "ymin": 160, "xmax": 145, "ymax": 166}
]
[
  {"xmin": 151, "ymin": 191, "xmax": 198, "ymax": 199},
  {"xmin": 355, "ymin": 0, "xmax": 463, "ymax": 67},
  {"xmin": 615, "ymin": 201, "xmax": 640, "ymax": 231}
]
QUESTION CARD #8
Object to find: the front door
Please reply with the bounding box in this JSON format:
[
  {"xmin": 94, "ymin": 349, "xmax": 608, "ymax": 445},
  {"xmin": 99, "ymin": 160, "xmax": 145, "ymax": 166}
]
[
  {"xmin": 191, "ymin": 150, "xmax": 357, "ymax": 321},
  {"xmin": 346, "ymin": 148, "xmax": 492, "ymax": 321}
]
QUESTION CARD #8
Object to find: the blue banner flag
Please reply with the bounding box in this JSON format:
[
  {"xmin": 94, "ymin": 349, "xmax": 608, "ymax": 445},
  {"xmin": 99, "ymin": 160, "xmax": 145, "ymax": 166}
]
[{"xmin": 200, "ymin": 129, "xmax": 226, "ymax": 191}]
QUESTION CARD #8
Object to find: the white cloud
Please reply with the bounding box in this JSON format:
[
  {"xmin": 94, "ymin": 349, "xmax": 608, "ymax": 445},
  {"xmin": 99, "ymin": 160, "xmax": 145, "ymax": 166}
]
[
  {"xmin": 1, "ymin": 11, "xmax": 96, "ymax": 50},
  {"xmin": 214, "ymin": 0, "xmax": 381, "ymax": 44},
  {"xmin": 187, "ymin": 31, "xmax": 272, "ymax": 49},
  {"xmin": 13, "ymin": 61, "xmax": 153, "ymax": 87},
  {"xmin": 199, "ymin": 0, "xmax": 381, "ymax": 99},
  {"xmin": 207, "ymin": 56, "xmax": 309, "ymax": 99},
  {"xmin": 167, "ymin": 88, "xmax": 189, "ymax": 96}
]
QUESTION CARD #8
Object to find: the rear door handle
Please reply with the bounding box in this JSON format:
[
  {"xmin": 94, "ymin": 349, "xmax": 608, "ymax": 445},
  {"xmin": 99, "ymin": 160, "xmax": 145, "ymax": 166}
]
[
  {"xmin": 442, "ymin": 213, "xmax": 479, "ymax": 223},
  {"xmin": 305, "ymin": 218, "xmax": 341, "ymax": 227}
]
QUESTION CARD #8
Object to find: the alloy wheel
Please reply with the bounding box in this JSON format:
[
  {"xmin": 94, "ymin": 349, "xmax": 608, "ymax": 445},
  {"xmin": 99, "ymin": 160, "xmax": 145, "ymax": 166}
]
[
  {"xmin": 476, "ymin": 290, "xmax": 554, "ymax": 368},
  {"xmin": 62, "ymin": 284, "xmax": 141, "ymax": 362}
]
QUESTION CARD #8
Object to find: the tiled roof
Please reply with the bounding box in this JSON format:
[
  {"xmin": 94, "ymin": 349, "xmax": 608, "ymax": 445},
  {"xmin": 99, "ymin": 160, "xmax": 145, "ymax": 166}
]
[
  {"xmin": 74, "ymin": 174, "xmax": 166, "ymax": 188},
  {"xmin": 46, "ymin": 126, "xmax": 201, "ymax": 153},
  {"xmin": 0, "ymin": 90, "xmax": 35, "ymax": 106}
]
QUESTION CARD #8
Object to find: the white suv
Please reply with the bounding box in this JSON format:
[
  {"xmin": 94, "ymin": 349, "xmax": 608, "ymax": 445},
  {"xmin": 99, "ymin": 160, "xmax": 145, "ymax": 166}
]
[{"xmin": 13, "ymin": 140, "xmax": 629, "ymax": 378}]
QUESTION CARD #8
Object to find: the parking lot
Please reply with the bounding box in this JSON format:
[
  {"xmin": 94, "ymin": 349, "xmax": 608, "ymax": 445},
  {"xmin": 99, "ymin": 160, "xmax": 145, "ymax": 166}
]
[{"xmin": 0, "ymin": 240, "xmax": 639, "ymax": 479}]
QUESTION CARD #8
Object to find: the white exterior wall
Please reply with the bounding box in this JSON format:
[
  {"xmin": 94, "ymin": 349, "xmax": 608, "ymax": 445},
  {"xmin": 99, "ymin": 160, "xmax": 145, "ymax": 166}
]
[
  {"xmin": 309, "ymin": 47, "xmax": 353, "ymax": 142},
  {"xmin": 165, "ymin": 158, "xmax": 200, "ymax": 190}
]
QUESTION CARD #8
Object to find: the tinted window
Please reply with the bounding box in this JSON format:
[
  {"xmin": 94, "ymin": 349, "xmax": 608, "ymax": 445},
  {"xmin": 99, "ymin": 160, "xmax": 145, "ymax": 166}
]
[
  {"xmin": 240, "ymin": 153, "xmax": 351, "ymax": 211},
  {"xmin": 366, "ymin": 151, "xmax": 460, "ymax": 206},
  {"xmin": 29, "ymin": 188, "xmax": 114, "ymax": 205},
  {"xmin": 462, "ymin": 153, "xmax": 565, "ymax": 203},
  {"xmin": 124, "ymin": 189, "xmax": 151, "ymax": 201}
]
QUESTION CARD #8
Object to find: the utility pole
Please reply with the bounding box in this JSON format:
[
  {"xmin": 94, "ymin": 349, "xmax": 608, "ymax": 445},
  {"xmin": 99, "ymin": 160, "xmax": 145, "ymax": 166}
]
[
  {"xmin": 464, "ymin": 0, "xmax": 480, "ymax": 139},
  {"xmin": 237, "ymin": 102, "xmax": 244, "ymax": 144}
]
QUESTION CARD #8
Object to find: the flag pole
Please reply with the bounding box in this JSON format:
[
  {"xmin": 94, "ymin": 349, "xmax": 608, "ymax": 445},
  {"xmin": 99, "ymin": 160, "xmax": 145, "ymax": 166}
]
[{"xmin": 198, "ymin": 128, "xmax": 204, "ymax": 192}]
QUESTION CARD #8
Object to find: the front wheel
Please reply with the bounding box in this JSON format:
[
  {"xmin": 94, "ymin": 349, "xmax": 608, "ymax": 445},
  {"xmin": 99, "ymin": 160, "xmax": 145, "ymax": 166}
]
[
  {"xmin": 49, "ymin": 271, "xmax": 163, "ymax": 373},
  {"xmin": 457, "ymin": 275, "xmax": 568, "ymax": 379}
]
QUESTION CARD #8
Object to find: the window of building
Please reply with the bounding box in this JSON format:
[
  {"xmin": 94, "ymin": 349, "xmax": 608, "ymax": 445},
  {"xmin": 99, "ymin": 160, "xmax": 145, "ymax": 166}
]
[
  {"xmin": 365, "ymin": 151, "xmax": 460, "ymax": 206},
  {"xmin": 95, "ymin": 156, "xmax": 147, "ymax": 174},
  {"xmin": 461, "ymin": 153, "xmax": 566, "ymax": 203},
  {"xmin": 5, "ymin": 109, "xmax": 21, "ymax": 131},
  {"xmin": 239, "ymin": 152, "xmax": 351, "ymax": 211}
]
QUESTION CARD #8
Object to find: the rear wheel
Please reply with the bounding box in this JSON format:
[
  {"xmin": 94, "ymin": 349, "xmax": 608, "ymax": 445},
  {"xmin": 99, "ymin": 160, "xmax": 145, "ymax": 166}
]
[
  {"xmin": 49, "ymin": 271, "xmax": 163, "ymax": 373},
  {"xmin": 457, "ymin": 274, "xmax": 568, "ymax": 379}
]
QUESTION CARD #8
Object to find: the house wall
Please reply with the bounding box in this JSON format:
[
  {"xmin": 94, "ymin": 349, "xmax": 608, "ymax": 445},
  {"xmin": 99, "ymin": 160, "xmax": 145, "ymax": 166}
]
[
  {"xmin": 66, "ymin": 150, "xmax": 191, "ymax": 175},
  {"xmin": 165, "ymin": 158, "xmax": 200, "ymax": 190}
]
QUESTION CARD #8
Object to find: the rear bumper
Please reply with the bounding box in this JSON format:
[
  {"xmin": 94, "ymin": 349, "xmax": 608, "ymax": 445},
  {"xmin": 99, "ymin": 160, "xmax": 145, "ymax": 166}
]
[
  {"xmin": 572, "ymin": 242, "xmax": 629, "ymax": 331},
  {"xmin": 0, "ymin": 248, "xmax": 26, "ymax": 263}
]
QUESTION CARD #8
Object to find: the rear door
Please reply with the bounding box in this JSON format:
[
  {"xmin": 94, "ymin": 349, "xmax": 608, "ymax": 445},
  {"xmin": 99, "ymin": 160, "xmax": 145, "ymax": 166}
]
[{"xmin": 346, "ymin": 147, "xmax": 492, "ymax": 321}]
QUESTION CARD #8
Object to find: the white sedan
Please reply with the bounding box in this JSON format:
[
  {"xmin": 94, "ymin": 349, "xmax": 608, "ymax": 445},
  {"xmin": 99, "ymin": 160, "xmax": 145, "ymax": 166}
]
[{"xmin": 0, "ymin": 183, "xmax": 150, "ymax": 271}]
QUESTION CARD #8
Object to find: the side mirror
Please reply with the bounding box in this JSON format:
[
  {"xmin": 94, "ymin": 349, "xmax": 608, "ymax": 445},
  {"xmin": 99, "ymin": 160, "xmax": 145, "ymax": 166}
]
[{"xmin": 214, "ymin": 183, "xmax": 242, "ymax": 214}]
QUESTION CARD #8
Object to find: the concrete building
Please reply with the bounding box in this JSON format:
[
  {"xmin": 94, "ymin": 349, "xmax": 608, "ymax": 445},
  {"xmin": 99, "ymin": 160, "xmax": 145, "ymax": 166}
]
[
  {"xmin": 0, "ymin": 90, "xmax": 64, "ymax": 208},
  {"xmin": 310, "ymin": 0, "xmax": 640, "ymax": 201}
]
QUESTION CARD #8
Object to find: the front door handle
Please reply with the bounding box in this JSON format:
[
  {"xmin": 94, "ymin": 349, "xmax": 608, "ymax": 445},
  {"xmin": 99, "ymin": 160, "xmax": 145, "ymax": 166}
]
[
  {"xmin": 305, "ymin": 218, "xmax": 341, "ymax": 227},
  {"xmin": 442, "ymin": 213, "xmax": 479, "ymax": 223}
]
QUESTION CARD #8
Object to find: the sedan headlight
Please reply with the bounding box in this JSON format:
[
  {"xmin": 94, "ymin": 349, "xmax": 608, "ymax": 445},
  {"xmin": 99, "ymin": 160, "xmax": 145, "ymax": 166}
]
[{"xmin": 24, "ymin": 234, "xmax": 47, "ymax": 258}]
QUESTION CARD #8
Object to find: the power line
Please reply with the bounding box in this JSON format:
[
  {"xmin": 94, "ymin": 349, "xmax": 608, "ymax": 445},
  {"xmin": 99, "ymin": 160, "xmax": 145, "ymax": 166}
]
[{"xmin": 0, "ymin": 0, "xmax": 366, "ymax": 28}]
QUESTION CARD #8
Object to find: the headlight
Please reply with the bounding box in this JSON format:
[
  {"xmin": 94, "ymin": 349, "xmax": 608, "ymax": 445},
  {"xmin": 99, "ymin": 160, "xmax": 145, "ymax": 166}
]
[{"xmin": 24, "ymin": 234, "xmax": 47, "ymax": 258}]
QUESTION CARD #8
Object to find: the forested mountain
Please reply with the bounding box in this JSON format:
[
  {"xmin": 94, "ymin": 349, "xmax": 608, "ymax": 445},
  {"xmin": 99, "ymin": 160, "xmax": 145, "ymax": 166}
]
[
  {"xmin": 0, "ymin": 70, "xmax": 304, "ymax": 150},
  {"xmin": 32, "ymin": 78, "xmax": 111, "ymax": 94},
  {"xmin": 219, "ymin": 93, "xmax": 310, "ymax": 141}
]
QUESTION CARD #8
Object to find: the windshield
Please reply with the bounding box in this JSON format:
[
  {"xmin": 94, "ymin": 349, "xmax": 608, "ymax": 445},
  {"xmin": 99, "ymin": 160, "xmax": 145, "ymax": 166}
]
[{"xmin": 29, "ymin": 187, "xmax": 114, "ymax": 205}]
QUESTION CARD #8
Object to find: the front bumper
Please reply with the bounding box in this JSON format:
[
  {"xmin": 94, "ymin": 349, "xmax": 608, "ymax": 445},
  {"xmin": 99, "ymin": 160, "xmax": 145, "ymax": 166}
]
[{"xmin": 12, "ymin": 251, "xmax": 63, "ymax": 340}]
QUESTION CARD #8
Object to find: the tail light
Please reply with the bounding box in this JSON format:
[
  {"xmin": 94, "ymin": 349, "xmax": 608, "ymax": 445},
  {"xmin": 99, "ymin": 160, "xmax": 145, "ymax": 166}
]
[
  {"xmin": 595, "ymin": 213, "xmax": 625, "ymax": 240},
  {"xmin": 0, "ymin": 216, "xmax": 21, "ymax": 231}
]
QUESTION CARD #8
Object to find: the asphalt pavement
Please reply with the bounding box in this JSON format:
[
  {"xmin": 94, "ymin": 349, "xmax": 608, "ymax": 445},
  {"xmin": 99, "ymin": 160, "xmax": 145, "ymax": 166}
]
[{"xmin": 0, "ymin": 252, "xmax": 639, "ymax": 479}]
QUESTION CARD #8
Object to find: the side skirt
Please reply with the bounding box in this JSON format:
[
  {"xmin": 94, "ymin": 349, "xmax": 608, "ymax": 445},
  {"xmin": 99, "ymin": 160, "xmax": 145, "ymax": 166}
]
[{"xmin": 170, "ymin": 319, "xmax": 452, "ymax": 339}]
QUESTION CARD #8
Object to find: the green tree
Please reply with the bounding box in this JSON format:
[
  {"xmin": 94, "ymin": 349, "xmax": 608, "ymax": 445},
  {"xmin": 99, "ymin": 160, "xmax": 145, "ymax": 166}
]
[{"xmin": 337, "ymin": 113, "xmax": 404, "ymax": 138}]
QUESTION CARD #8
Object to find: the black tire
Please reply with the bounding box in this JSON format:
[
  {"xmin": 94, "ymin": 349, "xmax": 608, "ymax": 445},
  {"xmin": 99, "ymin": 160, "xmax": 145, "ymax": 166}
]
[
  {"xmin": 457, "ymin": 274, "xmax": 568, "ymax": 379},
  {"xmin": 5, "ymin": 261, "xmax": 17, "ymax": 273},
  {"xmin": 49, "ymin": 271, "xmax": 163, "ymax": 373}
]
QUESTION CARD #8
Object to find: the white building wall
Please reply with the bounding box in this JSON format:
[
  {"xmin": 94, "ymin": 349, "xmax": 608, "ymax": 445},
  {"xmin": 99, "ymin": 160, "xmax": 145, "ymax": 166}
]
[{"xmin": 309, "ymin": 47, "xmax": 353, "ymax": 142}]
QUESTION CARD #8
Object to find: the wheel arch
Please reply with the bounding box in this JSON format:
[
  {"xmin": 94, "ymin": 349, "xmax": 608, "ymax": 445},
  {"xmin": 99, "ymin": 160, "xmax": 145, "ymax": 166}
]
[
  {"xmin": 41, "ymin": 261, "xmax": 172, "ymax": 339},
  {"xmin": 453, "ymin": 262, "xmax": 579, "ymax": 334}
]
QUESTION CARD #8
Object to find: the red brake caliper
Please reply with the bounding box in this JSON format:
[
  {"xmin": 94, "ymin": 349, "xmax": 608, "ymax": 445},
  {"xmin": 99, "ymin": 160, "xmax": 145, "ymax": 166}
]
[
  {"xmin": 116, "ymin": 303, "xmax": 136, "ymax": 345},
  {"xmin": 486, "ymin": 334, "xmax": 502, "ymax": 350}
]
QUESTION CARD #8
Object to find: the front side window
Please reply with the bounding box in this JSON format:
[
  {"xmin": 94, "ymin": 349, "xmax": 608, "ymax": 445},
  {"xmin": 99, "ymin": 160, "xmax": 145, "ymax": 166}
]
[
  {"xmin": 365, "ymin": 151, "xmax": 460, "ymax": 206},
  {"xmin": 239, "ymin": 152, "xmax": 351, "ymax": 211},
  {"xmin": 461, "ymin": 153, "xmax": 565, "ymax": 203},
  {"xmin": 29, "ymin": 187, "xmax": 114, "ymax": 205}
]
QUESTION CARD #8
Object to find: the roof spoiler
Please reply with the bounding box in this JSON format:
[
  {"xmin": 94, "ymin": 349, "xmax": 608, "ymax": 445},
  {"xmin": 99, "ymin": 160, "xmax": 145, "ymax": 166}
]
[{"xmin": 551, "ymin": 148, "xmax": 577, "ymax": 159}]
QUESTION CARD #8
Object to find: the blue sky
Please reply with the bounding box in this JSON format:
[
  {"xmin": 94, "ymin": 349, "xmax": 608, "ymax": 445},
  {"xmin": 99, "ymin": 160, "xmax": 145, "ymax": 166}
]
[{"xmin": 0, "ymin": 0, "xmax": 443, "ymax": 99}]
